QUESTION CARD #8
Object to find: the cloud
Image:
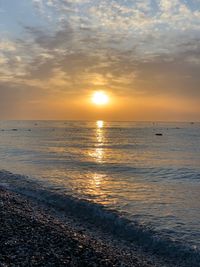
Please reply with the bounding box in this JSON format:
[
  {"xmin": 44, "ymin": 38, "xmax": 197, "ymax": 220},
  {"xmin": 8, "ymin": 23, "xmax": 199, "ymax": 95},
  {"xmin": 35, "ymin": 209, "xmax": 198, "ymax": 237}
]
[
  {"xmin": 0, "ymin": 0, "xmax": 200, "ymax": 119},
  {"xmin": 0, "ymin": 40, "xmax": 17, "ymax": 51}
]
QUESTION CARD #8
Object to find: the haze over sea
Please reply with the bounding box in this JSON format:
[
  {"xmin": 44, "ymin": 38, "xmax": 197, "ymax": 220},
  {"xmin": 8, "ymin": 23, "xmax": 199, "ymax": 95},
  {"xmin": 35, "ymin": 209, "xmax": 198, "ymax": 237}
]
[{"xmin": 0, "ymin": 120, "xmax": 199, "ymax": 264}]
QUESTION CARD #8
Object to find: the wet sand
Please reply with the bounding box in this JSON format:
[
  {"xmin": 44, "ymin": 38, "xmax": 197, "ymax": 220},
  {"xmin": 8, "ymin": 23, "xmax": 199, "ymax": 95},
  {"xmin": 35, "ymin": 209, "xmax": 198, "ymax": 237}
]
[{"xmin": 0, "ymin": 187, "xmax": 172, "ymax": 267}]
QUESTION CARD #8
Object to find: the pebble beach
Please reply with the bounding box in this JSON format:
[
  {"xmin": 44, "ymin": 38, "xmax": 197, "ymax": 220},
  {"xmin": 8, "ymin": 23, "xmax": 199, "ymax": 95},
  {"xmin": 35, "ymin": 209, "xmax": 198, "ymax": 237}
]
[{"xmin": 0, "ymin": 187, "xmax": 172, "ymax": 267}]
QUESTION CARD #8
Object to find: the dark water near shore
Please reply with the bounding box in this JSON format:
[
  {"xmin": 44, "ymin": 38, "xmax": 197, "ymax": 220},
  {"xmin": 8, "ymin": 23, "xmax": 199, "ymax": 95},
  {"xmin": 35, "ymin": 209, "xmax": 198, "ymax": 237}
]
[{"xmin": 0, "ymin": 121, "xmax": 200, "ymax": 264}]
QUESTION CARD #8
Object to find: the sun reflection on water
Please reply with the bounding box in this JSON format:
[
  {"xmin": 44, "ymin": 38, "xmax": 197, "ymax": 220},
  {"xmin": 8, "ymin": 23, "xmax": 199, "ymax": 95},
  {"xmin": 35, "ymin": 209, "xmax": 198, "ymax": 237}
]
[
  {"xmin": 95, "ymin": 121, "xmax": 105, "ymax": 161},
  {"xmin": 86, "ymin": 121, "xmax": 107, "ymax": 199},
  {"xmin": 97, "ymin": 120, "xmax": 104, "ymax": 128},
  {"xmin": 91, "ymin": 173, "xmax": 103, "ymax": 188},
  {"xmin": 88, "ymin": 120, "xmax": 105, "ymax": 163}
]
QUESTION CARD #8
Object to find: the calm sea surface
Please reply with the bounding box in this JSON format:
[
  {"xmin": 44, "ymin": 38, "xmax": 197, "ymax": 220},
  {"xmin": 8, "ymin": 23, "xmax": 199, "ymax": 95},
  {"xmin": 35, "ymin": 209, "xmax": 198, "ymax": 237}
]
[{"xmin": 0, "ymin": 121, "xmax": 199, "ymax": 254}]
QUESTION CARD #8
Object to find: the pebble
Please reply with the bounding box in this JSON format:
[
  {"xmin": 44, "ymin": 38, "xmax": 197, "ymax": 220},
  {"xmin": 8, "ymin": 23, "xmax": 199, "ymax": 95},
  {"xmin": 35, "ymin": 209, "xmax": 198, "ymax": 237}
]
[{"xmin": 0, "ymin": 188, "xmax": 169, "ymax": 267}]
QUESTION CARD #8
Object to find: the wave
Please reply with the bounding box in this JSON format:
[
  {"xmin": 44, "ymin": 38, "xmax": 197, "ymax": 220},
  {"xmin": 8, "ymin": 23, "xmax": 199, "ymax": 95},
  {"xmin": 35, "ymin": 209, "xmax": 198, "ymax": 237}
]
[
  {"xmin": 0, "ymin": 170, "xmax": 200, "ymax": 267},
  {"xmin": 27, "ymin": 155, "xmax": 200, "ymax": 181}
]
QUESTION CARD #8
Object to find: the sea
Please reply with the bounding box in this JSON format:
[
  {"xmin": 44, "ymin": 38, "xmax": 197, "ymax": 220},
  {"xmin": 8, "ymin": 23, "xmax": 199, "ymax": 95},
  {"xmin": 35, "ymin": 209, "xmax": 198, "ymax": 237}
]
[{"xmin": 0, "ymin": 121, "xmax": 199, "ymax": 266}]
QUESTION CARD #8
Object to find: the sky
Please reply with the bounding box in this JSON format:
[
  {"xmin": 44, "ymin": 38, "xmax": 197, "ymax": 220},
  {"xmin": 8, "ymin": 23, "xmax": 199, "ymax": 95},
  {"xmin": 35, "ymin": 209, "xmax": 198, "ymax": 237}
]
[{"xmin": 0, "ymin": 0, "xmax": 200, "ymax": 121}]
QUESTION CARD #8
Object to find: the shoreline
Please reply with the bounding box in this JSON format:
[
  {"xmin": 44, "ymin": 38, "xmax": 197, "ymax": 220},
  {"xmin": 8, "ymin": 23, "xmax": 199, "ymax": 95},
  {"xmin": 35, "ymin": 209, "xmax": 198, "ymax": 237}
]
[{"xmin": 0, "ymin": 186, "xmax": 171, "ymax": 267}]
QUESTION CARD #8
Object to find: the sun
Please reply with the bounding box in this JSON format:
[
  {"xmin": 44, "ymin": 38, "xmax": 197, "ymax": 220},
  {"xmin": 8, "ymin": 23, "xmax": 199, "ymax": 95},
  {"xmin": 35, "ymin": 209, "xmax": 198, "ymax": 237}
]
[{"xmin": 91, "ymin": 91, "xmax": 109, "ymax": 105}]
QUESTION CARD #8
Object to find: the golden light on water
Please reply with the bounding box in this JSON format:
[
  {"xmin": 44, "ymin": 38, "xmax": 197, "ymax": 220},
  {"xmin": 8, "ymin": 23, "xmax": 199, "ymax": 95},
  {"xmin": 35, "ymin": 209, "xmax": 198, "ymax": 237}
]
[
  {"xmin": 86, "ymin": 121, "xmax": 106, "ymax": 199},
  {"xmin": 91, "ymin": 91, "xmax": 109, "ymax": 106},
  {"xmin": 89, "ymin": 120, "xmax": 105, "ymax": 163},
  {"xmin": 97, "ymin": 120, "xmax": 104, "ymax": 128},
  {"xmin": 96, "ymin": 121, "xmax": 104, "ymax": 149}
]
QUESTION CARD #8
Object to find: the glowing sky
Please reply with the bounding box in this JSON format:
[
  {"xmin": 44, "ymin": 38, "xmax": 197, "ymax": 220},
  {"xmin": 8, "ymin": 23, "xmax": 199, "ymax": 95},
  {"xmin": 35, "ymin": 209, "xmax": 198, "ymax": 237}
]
[{"xmin": 0, "ymin": 0, "xmax": 200, "ymax": 120}]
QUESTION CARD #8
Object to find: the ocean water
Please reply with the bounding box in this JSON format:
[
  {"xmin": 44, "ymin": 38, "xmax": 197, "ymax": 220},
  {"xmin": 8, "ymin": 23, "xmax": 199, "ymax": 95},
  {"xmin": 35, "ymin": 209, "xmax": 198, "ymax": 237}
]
[{"xmin": 0, "ymin": 121, "xmax": 200, "ymax": 264}]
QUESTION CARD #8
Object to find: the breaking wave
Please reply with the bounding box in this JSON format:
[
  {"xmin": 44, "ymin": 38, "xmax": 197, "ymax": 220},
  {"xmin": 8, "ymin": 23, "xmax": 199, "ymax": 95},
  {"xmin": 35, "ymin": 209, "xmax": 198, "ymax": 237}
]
[{"xmin": 0, "ymin": 170, "xmax": 200, "ymax": 267}]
